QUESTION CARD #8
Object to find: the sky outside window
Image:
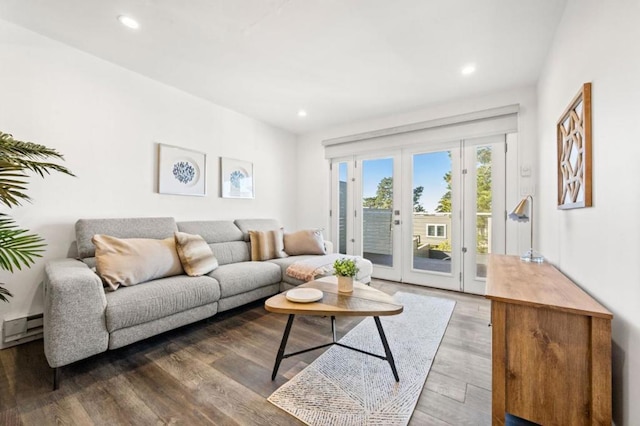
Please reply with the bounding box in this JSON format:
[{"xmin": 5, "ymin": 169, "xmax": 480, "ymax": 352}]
[
  {"xmin": 412, "ymin": 152, "xmax": 450, "ymax": 212},
  {"xmin": 355, "ymin": 154, "xmax": 450, "ymax": 212}
]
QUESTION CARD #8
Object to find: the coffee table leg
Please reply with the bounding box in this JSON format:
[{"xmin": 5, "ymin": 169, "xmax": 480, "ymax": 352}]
[
  {"xmin": 374, "ymin": 316, "xmax": 399, "ymax": 382},
  {"xmin": 272, "ymin": 314, "xmax": 295, "ymax": 380},
  {"xmin": 331, "ymin": 316, "xmax": 337, "ymax": 342}
]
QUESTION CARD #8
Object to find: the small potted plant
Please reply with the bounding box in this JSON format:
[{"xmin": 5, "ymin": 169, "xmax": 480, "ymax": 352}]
[{"xmin": 333, "ymin": 258, "xmax": 359, "ymax": 293}]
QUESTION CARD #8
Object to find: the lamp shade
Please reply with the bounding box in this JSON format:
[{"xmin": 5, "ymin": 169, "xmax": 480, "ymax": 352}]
[{"xmin": 508, "ymin": 197, "xmax": 530, "ymax": 222}]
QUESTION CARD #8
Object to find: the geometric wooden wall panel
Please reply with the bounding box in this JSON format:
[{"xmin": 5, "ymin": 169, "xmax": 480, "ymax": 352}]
[{"xmin": 557, "ymin": 82, "xmax": 592, "ymax": 209}]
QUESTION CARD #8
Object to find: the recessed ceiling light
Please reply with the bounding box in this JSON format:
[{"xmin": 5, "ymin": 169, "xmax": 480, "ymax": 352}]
[
  {"xmin": 461, "ymin": 64, "xmax": 476, "ymax": 76},
  {"xmin": 118, "ymin": 15, "xmax": 140, "ymax": 30},
  {"xmin": 297, "ymin": 109, "xmax": 308, "ymax": 117}
]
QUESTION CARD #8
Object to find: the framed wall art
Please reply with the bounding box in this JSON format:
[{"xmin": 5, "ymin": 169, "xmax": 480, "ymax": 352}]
[
  {"xmin": 158, "ymin": 144, "xmax": 206, "ymax": 196},
  {"xmin": 557, "ymin": 82, "xmax": 592, "ymax": 209},
  {"xmin": 220, "ymin": 157, "xmax": 254, "ymax": 199}
]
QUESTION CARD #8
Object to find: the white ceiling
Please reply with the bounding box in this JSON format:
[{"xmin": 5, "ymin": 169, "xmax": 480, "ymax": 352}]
[{"xmin": 0, "ymin": 0, "xmax": 567, "ymax": 135}]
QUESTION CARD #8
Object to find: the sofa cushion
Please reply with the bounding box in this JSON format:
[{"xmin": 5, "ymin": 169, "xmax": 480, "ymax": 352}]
[
  {"xmin": 177, "ymin": 220, "xmax": 243, "ymax": 243},
  {"xmin": 208, "ymin": 261, "xmax": 281, "ymax": 298},
  {"xmin": 284, "ymin": 229, "xmax": 327, "ymax": 256},
  {"xmin": 208, "ymin": 241, "xmax": 251, "ymax": 265},
  {"xmin": 249, "ymin": 229, "xmax": 287, "ymax": 261},
  {"xmin": 175, "ymin": 231, "xmax": 219, "ymax": 276},
  {"xmin": 105, "ymin": 275, "xmax": 220, "ymax": 332},
  {"xmin": 234, "ymin": 219, "xmax": 280, "ymax": 242},
  {"xmin": 93, "ymin": 235, "xmax": 184, "ymax": 290},
  {"xmin": 76, "ymin": 217, "xmax": 177, "ymax": 259}
]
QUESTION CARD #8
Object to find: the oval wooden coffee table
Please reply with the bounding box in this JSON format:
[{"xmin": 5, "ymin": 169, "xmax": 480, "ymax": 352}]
[{"xmin": 265, "ymin": 276, "xmax": 404, "ymax": 381}]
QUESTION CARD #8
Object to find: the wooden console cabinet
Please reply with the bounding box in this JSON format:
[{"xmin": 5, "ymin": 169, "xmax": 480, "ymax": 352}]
[{"xmin": 485, "ymin": 255, "xmax": 612, "ymax": 425}]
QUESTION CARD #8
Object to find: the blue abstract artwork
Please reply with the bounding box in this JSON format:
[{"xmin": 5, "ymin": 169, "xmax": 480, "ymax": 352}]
[
  {"xmin": 158, "ymin": 144, "xmax": 206, "ymax": 196},
  {"xmin": 221, "ymin": 158, "xmax": 254, "ymax": 198},
  {"xmin": 173, "ymin": 161, "xmax": 196, "ymax": 184}
]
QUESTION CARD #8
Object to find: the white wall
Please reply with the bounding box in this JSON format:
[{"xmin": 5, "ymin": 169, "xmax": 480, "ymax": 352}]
[
  {"xmin": 0, "ymin": 20, "xmax": 297, "ymax": 325},
  {"xmin": 296, "ymin": 86, "xmax": 538, "ymax": 256},
  {"xmin": 537, "ymin": 1, "xmax": 640, "ymax": 423}
]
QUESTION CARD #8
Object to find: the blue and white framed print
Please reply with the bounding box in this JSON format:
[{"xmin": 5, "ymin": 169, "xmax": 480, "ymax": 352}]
[
  {"xmin": 158, "ymin": 144, "xmax": 206, "ymax": 196},
  {"xmin": 220, "ymin": 157, "xmax": 254, "ymax": 199}
]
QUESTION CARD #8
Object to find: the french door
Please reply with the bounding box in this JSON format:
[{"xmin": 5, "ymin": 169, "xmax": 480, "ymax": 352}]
[
  {"xmin": 331, "ymin": 135, "xmax": 506, "ymax": 294},
  {"xmin": 330, "ymin": 154, "xmax": 402, "ymax": 281},
  {"xmin": 401, "ymin": 136, "xmax": 506, "ymax": 293}
]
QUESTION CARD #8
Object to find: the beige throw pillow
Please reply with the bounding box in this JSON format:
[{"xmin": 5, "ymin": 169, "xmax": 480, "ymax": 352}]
[
  {"xmin": 284, "ymin": 229, "xmax": 326, "ymax": 256},
  {"xmin": 92, "ymin": 234, "xmax": 184, "ymax": 291},
  {"xmin": 174, "ymin": 231, "xmax": 219, "ymax": 276},
  {"xmin": 249, "ymin": 229, "xmax": 287, "ymax": 261}
]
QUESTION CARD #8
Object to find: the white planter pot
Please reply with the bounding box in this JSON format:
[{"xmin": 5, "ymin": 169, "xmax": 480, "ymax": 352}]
[{"xmin": 337, "ymin": 276, "xmax": 354, "ymax": 293}]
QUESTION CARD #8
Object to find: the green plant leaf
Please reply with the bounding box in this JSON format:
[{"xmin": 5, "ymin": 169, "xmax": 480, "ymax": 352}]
[
  {"xmin": 0, "ymin": 163, "xmax": 30, "ymax": 207},
  {"xmin": 333, "ymin": 258, "xmax": 359, "ymax": 277},
  {"xmin": 0, "ymin": 132, "xmax": 75, "ymax": 208},
  {"xmin": 0, "ymin": 214, "xmax": 45, "ymax": 273},
  {"xmin": 0, "ymin": 285, "xmax": 12, "ymax": 303},
  {"xmin": 0, "ymin": 131, "xmax": 74, "ymax": 304},
  {"xmin": 0, "ymin": 131, "xmax": 69, "ymax": 161}
]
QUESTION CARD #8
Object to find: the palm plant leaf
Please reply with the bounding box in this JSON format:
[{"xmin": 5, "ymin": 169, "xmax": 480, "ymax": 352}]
[
  {"xmin": 0, "ymin": 132, "xmax": 75, "ymax": 178},
  {"xmin": 0, "ymin": 131, "xmax": 66, "ymax": 159},
  {"xmin": 0, "ymin": 131, "xmax": 74, "ymax": 303},
  {"xmin": 0, "ymin": 214, "xmax": 45, "ymax": 273},
  {"xmin": 0, "ymin": 285, "xmax": 12, "ymax": 303},
  {"xmin": 0, "ymin": 163, "xmax": 30, "ymax": 207},
  {"xmin": 0, "ymin": 133, "xmax": 75, "ymax": 208}
]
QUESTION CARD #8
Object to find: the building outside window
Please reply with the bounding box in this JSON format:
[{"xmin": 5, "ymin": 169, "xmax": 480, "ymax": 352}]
[{"xmin": 426, "ymin": 224, "xmax": 446, "ymax": 238}]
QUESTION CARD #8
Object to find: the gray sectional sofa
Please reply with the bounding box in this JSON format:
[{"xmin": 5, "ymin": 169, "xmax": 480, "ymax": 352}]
[{"xmin": 43, "ymin": 217, "xmax": 372, "ymax": 388}]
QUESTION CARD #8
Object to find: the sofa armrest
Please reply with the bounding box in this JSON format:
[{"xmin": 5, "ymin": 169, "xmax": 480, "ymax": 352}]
[
  {"xmin": 324, "ymin": 240, "xmax": 334, "ymax": 254},
  {"xmin": 43, "ymin": 259, "xmax": 109, "ymax": 368}
]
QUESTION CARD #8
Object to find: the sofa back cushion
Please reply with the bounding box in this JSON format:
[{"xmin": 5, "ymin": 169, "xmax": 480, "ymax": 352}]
[
  {"xmin": 177, "ymin": 220, "xmax": 243, "ymax": 243},
  {"xmin": 177, "ymin": 220, "xmax": 250, "ymax": 265},
  {"xmin": 234, "ymin": 219, "xmax": 280, "ymax": 242},
  {"xmin": 76, "ymin": 217, "xmax": 178, "ymax": 259},
  {"xmin": 208, "ymin": 242, "xmax": 250, "ymax": 265}
]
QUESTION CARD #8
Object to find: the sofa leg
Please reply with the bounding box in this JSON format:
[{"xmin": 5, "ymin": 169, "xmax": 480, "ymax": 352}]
[{"xmin": 53, "ymin": 367, "xmax": 60, "ymax": 391}]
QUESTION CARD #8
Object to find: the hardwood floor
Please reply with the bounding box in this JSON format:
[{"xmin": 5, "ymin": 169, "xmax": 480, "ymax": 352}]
[{"xmin": 0, "ymin": 279, "xmax": 492, "ymax": 425}]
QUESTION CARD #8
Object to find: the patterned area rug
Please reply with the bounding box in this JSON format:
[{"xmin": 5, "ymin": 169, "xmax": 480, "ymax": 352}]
[{"xmin": 268, "ymin": 292, "xmax": 456, "ymax": 425}]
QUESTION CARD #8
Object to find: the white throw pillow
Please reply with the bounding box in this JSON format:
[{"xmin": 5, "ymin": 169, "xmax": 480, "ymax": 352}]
[{"xmin": 92, "ymin": 234, "xmax": 184, "ymax": 290}]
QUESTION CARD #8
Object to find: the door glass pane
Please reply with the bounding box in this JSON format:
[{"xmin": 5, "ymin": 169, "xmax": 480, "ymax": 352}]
[
  {"xmin": 475, "ymin": 146, "xmax": 492, "ymax": 278},
  {"xmin": 412, "ymin": 151, "xmax": 452, "ymax": 274},
  {"xmin": 338, "ymin": 162, "xmax": 348, "ymax": 254},
  {"xmin": 362, "ymin": 158, "xmax": 393, "ymax": 267}
]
